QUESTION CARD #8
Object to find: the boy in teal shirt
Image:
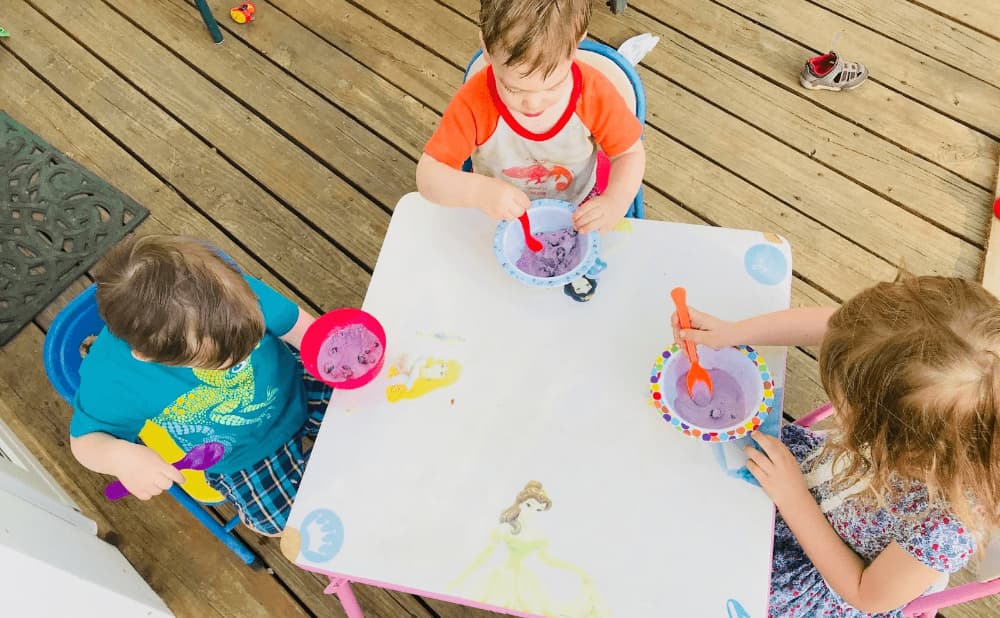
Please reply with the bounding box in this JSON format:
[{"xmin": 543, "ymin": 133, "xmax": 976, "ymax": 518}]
[{"xmin": 70, "ymin": 235, "xmax": 330, "ymax": 535}]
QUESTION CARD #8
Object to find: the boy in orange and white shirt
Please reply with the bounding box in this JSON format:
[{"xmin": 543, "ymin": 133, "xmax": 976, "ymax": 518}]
[{"xmin": 416, "ymin": 0, "xmax": 646, "ymax": 234}]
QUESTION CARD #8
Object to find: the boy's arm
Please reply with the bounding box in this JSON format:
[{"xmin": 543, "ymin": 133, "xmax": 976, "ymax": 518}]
[
  {"xmin": 416, "ymin": 153, "xmax": 530, "ymax": 220},
  {"xmin": 573, "ymin": 139, "xmax": 645, "ymax": 233},
  {"xmin": 279, "ymin": 308, "xmax": 314, "ymax": 350},
  {"xmin": 70, "ymin": 432, "xmax": 184, "ymax": 500},
  {"xmin": 673, "ymin": 306, "xmax": 836, "ymax": 349}
]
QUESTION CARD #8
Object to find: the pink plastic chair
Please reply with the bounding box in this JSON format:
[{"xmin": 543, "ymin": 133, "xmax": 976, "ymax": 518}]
[{"xmin": 793, "ymin": 403, "xmax": 1000, "ymax": 617}]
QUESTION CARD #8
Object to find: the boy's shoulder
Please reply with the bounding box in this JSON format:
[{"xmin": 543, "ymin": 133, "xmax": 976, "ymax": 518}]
[
  {"xmin": 79, "ymin": 327, "xmax": 162, "ymax": 386},
  {"xmin": 449, "ymin": 67, "xmax": 496, "ymax": 111},
  {"xmin": 575, "ymin": 61, "xmax": 629, "ymax": 104}
]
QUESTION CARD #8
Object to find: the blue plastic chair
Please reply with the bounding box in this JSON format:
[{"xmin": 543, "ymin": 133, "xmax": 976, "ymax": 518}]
[
  {"xmin": 43, "ymin": 284, "xmax": 258, "ymax": 566},
  {"xmin": 463, "ymin": 38, "xmax": 646, "ymax": 219}
]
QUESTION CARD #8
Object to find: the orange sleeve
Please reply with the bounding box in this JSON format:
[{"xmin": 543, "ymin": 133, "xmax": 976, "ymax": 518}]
[
  {"xmin": 423, "ymin": 70, "xmax": 500, "ymax": 169},
  {"xmin": 575, "ymin": 63, "xmax": 643, "ymax": 157}
]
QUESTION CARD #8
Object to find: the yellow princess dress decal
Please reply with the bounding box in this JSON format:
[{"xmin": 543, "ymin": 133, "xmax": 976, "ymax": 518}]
[
  {"xmin": 450, "ymin": 481, "xmax": 609, "ymax": 617},
  {"xmin": 385, "ymin": 354, "xmax": 461, "ymax": 403}
]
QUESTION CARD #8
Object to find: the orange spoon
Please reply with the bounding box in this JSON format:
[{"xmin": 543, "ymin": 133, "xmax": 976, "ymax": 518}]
[{"xmin": 670, "ymin": 287, "xmax": 714, "ymax": 403}]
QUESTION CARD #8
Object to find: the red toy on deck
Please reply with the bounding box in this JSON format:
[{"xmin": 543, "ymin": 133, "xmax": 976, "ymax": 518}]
[{"xmin": 230, "ymin": 2, "xmax": 256, "ymax": 24}]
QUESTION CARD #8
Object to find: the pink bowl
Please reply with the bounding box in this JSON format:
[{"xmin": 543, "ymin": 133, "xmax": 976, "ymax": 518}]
[{"xmin": 301, "ymin": 308, "xmax": 387, "ymax": 389}]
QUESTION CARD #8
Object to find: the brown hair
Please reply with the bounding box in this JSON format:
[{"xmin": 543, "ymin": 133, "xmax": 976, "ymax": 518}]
[
  {"xmin": 94, "ymin": 235, "xmax": 264, "ymax": 369},
  {"xmin": 819, "ymin": 276, "xmax": 1000, "ymax": 538},
  {"xmin": 480, "ymin": 0, "xmax": 591, "ymax": 77},
  {"xmin": 499, "ymin": 480, "xmax": 552, "ymax": 534}
]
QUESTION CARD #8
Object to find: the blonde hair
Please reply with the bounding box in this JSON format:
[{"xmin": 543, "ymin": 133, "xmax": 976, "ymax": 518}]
[
  {"xmin": 819, "ymin": 276, "xmax": 1000, "ymax": 539},
  {"xmin": 499, "ymin": 481, "xmax": 552, "ymax": 534},
  {"xmin": 479, "ymin": 0, "xmax": 591, "ymax": 77},
  {"xmin": 95, "ymin": 235, "xmax": 264, "ymax": 369}
]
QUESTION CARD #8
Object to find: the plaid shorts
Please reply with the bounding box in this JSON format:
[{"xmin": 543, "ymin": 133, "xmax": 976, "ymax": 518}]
[{"xmin": 205, "ymin": 361, "xmax": 332, "ymax": 535}]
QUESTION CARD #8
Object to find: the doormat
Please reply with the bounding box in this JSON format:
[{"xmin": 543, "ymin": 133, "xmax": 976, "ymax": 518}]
[{"xmin": 0, "ymin": 113, "xmax": 148, "ymax": 345}]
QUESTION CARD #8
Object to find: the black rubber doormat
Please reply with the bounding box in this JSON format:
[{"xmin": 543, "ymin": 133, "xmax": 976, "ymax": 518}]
[{"xmin": 0, "ymin": 112, "xmax": 148, "ymax": 345}]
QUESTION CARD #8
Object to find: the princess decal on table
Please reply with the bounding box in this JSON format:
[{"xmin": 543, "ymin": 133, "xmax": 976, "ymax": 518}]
[
  {"xmin": 385, "ymin": 353, "xmax": 462, "ymax": 403},
  {"xmin": 450, "ymin": 481, "xmax": 609, "ymax": 617}
]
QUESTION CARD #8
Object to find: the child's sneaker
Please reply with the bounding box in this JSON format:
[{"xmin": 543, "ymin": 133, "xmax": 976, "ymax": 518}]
[{"xmin": 799, "ymin": 51, "xmax": 868, "ymax": 91}]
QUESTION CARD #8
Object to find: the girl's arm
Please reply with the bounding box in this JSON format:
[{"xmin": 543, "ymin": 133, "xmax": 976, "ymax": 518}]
[
  {"xmin": 279, "ymin": 308, "xmax": 314, "ymax": 350},
  {"xmin": 673, "ymin": 306, "xmax": 836, "ymax": 349},
  {"xmin": 747, "ymin": 433, "xmax": 943, "ymax": 613}
]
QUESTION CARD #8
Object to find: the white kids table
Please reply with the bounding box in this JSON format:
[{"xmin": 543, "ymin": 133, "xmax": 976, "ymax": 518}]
[{"xmin": 285, "ymin": 192, "xmax": 792, "ymax": 618}]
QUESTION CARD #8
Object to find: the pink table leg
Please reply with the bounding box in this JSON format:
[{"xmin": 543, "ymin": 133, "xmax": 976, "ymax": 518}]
[{"xmin": 324, "ymin": 576, "xmax": 364, "ymax": 618}]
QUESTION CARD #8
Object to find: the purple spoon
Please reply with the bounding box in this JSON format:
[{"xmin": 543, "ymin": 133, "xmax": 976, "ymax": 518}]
[{"xmin": 104, "ymin": 441, "xmax": 225, "ymax": 501}]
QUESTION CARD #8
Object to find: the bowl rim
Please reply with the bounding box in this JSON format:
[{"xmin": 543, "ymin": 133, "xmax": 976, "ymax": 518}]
[
  {"xmin": 649, "ymin": 343, "xmax": 775, "ymax": 443},
  {"xmin": 301, "ymin": 308, "xmax": 387, "ymax": 389},
  {"xmin": 493, "ymin": 198, "xmax": 600, "ymax": 288}
]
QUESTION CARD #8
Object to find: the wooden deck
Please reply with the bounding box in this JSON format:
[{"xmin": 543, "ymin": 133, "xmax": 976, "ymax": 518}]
[{"xmin": 1, "ymin": 0, "xmax": 998, "ymax": 615}]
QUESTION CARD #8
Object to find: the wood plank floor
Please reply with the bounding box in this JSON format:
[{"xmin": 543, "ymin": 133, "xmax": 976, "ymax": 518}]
[{"xmin": 1, "ymin": 0, "xmax": 997, "ymax": 615}]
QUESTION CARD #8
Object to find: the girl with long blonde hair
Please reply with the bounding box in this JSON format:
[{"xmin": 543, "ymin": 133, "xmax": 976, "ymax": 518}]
[{"xmin": 675, "ymin": 276, "xmax": 1000, "ymax": 617}]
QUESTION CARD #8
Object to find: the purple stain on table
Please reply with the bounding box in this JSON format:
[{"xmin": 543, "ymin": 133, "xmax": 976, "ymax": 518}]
[
  {"xmin": 317, "ymin": 324, "xmax": 382, "ymax": 382},
  {"xmin": 672, "ymin": 369, "xmax": 748, "ymax": 429},
  {"xmin": 515, "ymin": 227, "xmax": 583, "ymax": 277}
]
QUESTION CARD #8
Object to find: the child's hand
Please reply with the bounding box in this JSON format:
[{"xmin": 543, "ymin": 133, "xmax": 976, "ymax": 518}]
[
  {"xmin": 111, "ymin": 443, "xmax": 186, "ymax": 500},
  {"xmin": 476, "ymin": 177, "xmax": 530, "ymax": 221},
  {"xmin": 744, "ymin": 433, "xmax": 811, "ymax": 511},
  {"xmin": 671, "ymin": 307, "xmax": 741, "ymax": 351},
  {"xmin": 572, "ymin": 195, "xmax": 626, "ymax": 234}
]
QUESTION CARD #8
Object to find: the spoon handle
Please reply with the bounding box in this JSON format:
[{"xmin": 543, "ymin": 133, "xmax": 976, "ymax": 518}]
[
  {"xmin": 670, "ymin": 287, "xmax": 700, "ymax": 364},
  {"xmin": 104, "ymin": 480, "xmax": 132, "ymax": 501}
]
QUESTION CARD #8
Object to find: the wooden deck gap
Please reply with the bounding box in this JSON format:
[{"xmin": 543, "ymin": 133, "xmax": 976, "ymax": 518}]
[
  {"xmin": 787, "ymin": 269, "xmax": 846, "ymax": 305},
  {"xmin": 700, "ymin": 0, "xmax": 1000, "ymax": 142},
  {"xmin": 0, "ymin": 42, "xmax": 330, "ymax": 316},
  {"xmin": 96, "ymin": 0, "xmax": 397, "ymax": 219},
  {"xmin": 1, "ymin": 42, "xmax": 330, "ymax": 316},
  {"xmin": 342, "ymin": 0, "xmax": 469, "ymax": 72},
  {"xmin": 907, "ymin": 1, "xmax": 1000, "ymax": 44},
  {"xmin": 262, "ymin": 0, "xmax": 447, "ymax": 117},
  {"xmin": 801, "ymin": 0, "xmax": 1000, "ymax": 89},
  {"xmin": 414, "ymin": 596, "xmax": 444, "ymax": 618},
  {"xmin": 22, "ymin": 0, "xmax": 377, "ymax": 289},
  {"xmin": 623, "ymin": 1, "xmax": 996, "ymax": 192},
  {"xmin": 585, "ymin": 30, "xmax": 987, "ymax": 249},
  {"xmin": 24, "ymin": 0, "xmax": 380, "ymax": 283},
  {"xmin": 202, "ymin": 6, "xmax": 425, "ymax": 172},
  {"xmin": 641, "ymin": 183, "xmax": 850, "ymax": 307},
  {"xmin": 641, "ymin": 134, "xmax": 906, "ymax": 273}
]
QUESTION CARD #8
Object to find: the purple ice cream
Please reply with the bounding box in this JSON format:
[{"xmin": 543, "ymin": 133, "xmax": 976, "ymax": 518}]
[
  {"xmin": 317, "ymin": 324, "xmax": 382, "ymax": 382},
  {"xmin": 515, "ymin": 227, "xmax": 583, "ymax": 278},
  {"xmin": 672, "ymin": 369, "xmax": 748, "ymax": 429}
]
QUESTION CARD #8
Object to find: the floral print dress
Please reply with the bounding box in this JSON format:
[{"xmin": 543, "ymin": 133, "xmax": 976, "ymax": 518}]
[{"xmin": 769, "ymin": 424, "xmax": 976, "ymax": 617}]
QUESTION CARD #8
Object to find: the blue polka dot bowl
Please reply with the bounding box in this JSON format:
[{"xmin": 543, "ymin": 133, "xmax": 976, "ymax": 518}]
[
  {"xmin": 493, "ymin": 199, "xmax": 600, "ymax": 288},
  {"xmin": 649, "ymin": 344, "xmax": 775, "ymax": 443}
]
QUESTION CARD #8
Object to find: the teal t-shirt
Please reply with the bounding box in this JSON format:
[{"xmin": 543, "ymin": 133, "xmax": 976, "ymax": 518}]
[{"xmin": 70, "ymin": 276, "xmax": 307, "ymax": 475}]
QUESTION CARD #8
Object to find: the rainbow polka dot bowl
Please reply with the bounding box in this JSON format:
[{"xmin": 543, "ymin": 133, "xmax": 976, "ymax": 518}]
[{"xmin": 649, "ymin": 344, "xmax": 774, "ymax": 442}]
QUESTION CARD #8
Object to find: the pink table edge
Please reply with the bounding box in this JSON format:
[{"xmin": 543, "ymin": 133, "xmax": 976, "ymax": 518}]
[{"xmin": 300, "ymin": 563, "xmax": 543, "ymax": 618}]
